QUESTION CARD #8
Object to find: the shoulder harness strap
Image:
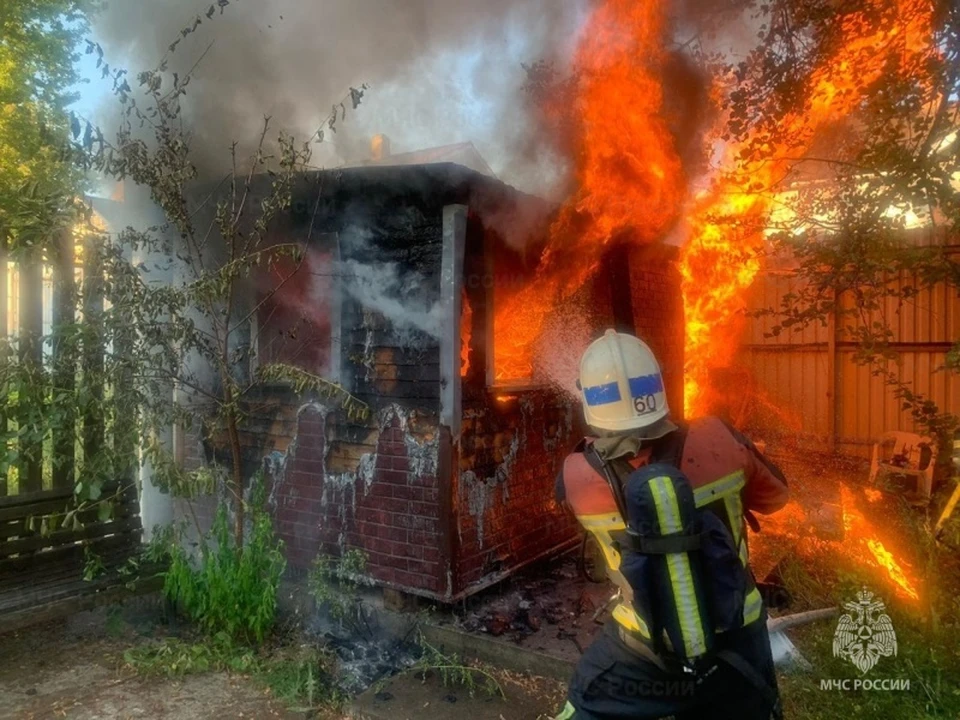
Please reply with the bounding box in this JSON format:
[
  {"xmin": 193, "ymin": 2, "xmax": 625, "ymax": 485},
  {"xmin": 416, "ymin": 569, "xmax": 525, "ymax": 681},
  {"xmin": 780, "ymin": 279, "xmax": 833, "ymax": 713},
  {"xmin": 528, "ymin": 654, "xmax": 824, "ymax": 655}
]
[
  {"xmin": 583, "ymin": 444, "xmax": 631, "ymax": 522},
  {"xmin": 649, "ymin": 423, "xmax": 689, "ymax": 469}
]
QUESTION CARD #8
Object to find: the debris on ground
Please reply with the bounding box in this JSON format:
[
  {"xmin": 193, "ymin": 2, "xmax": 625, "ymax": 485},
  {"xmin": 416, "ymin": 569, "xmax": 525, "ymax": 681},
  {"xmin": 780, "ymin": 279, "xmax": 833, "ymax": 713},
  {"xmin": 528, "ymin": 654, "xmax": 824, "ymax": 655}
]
[
  {"xmin": 448, "ymin": 556, "xmax": 610, "ymax": 663},
  {"xmin": 350, "ymin": 661, "xmax": 566, "ymax": 720},
  {"xmin": 308, "ymin": 604, "xmax": 420, "ymax": 695}
]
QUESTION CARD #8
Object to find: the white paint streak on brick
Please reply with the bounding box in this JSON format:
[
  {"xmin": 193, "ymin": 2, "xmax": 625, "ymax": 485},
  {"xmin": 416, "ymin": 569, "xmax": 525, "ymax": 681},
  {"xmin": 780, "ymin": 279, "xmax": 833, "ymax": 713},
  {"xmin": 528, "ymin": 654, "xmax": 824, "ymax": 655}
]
[{"xmin": 461, "ymin": 427, "xmax": 520, "ymax": 549}]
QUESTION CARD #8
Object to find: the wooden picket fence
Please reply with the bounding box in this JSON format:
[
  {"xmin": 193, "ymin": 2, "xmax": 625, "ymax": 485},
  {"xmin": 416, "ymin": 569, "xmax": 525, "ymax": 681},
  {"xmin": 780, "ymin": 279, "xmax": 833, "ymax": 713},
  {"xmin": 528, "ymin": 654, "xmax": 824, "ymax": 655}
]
[{"xmin": 0, "ymin": 225, "xmax": 145, "ymax": 632}]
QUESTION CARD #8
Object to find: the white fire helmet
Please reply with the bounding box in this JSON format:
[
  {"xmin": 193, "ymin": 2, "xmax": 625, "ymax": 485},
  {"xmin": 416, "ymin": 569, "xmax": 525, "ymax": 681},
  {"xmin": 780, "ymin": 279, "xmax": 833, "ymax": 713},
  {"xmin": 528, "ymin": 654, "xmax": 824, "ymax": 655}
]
[{"xmin": 577, "ymin": 329, "xmax": 670, "ymax": 432}]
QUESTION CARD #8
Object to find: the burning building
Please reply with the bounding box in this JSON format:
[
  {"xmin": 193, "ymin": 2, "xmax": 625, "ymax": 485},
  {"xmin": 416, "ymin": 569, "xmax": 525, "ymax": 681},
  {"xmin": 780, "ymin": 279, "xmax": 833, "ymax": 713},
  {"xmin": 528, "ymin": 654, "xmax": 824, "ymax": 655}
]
[{"xmin": 178, "ymin": 157, "xmax": 683, "ymax": 602}]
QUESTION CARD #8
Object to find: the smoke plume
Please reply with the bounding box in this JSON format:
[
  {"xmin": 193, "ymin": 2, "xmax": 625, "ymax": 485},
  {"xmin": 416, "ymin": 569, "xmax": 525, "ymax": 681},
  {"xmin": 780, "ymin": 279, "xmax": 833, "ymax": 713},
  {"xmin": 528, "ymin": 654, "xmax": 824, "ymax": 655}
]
[
  {"xmin": 343, "ymin": 259, "xmax": 444, "ymax": 341},
  {"xmin": 91, "ymin": 0, "xmax": 589, "ymax": 196}
]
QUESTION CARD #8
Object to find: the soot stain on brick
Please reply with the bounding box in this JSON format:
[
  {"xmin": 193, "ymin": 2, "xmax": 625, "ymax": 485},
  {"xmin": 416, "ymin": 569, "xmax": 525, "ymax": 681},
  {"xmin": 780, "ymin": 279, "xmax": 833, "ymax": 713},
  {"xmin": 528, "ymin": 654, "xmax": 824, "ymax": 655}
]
[
  {"xmin": 378, "ymin": 403, "xmax": 438, "ymax": 479},
  {"xmin": 542, "ymin": 399, "xmax": 575, "ymax": 453},
  {"xmin": 321, "ymin": 471, "xmax": 359, "ymax": 547},
  {"xmin": 460, "ymin": 408, "xmax": 525, "ymax": 550},
  {"xmin": 326, "ymin": 403, "xmax": 438, "ymax": 548}
]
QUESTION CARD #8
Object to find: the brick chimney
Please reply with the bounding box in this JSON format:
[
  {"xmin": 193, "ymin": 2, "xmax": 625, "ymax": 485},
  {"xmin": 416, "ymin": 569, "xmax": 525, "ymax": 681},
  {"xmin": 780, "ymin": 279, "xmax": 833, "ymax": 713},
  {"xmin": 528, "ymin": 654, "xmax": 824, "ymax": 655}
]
[{"xmin": 370, "ymin": 134, "xmax": 391, "ymax": 161}]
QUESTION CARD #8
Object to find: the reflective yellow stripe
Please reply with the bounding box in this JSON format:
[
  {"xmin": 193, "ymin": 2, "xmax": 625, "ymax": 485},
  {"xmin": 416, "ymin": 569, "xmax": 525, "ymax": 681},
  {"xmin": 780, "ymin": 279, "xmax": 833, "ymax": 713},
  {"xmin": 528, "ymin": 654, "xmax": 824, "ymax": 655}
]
[
  {"xmin": 715, "ymin": 487, "xmax": 758, "ymax": 622},
  {"xmin": 554, "ymin": 701, "xmax": 577, "ymax": 720},
  {"xmin": 649, "ymin": 476, "xmax": 708, "ymax": 658},
  {"xmin": 694, "ymin": 470, "xmax": 745, "ymax": 508},
  {"xmin": 613, "ymin": 603, "xmax": 650, "ymax": 637},
  {"xmin": 576, "ymin": 513, "xmax": 624, "ymax": 531},
  {"xmin": 743, "ymin": 586, "xmax": 763, "ymax": 625},
  {"xmin": 723, "ymin": 495, "xmax": 743, "ymax": 544},
  {"xmin": 574, "ymin": 513, "xmax": 650, "ymax": 639},
  {"xmin": 723, "ymin": 494, "xmax": 749, "ymax": 565},
  {"xmin": 576, "ymin": 513, "xmax": 625, "ymax": 570}
]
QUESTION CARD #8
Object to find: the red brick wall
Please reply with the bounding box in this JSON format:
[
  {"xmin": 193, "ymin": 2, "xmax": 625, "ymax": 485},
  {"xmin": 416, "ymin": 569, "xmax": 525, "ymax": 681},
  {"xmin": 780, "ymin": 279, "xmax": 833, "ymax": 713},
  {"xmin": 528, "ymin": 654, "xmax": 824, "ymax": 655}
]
[
  {"xmin": 456, "ymin": 390, "xmax": 581, "ymax": 594},
  {"xmin": 178, "ymin": 388, "xmax": 446, "ymax": 595},
  {"xmin": 342, "ymin": 413, "xmax": 443, "ymax": 595},
  {"xmin": 178, "ymin": 390, "xmax": 446, "ymax": 596},
  {"xmin": 253, "ymin": 400, "xmax": 443, "ymax": 594},
  {"xmin": 270, "ymin": 404, "xmax": 327, "ymax": 571}
]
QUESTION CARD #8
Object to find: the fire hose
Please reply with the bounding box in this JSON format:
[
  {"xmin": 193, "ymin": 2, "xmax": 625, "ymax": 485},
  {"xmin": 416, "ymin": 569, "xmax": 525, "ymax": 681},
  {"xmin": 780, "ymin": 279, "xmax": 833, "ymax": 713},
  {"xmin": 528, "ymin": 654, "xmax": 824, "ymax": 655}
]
[{"xmin": 766, "ymin": 607, "xmax": 838, "ymax": 634}]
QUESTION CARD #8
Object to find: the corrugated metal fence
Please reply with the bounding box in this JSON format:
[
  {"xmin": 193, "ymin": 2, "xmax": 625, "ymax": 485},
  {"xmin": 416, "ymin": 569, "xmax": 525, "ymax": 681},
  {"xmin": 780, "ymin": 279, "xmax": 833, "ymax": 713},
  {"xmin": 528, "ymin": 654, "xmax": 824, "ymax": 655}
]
[{"xmin": 739, "ymin": 232, "xmax": 959, "ymax": 457}]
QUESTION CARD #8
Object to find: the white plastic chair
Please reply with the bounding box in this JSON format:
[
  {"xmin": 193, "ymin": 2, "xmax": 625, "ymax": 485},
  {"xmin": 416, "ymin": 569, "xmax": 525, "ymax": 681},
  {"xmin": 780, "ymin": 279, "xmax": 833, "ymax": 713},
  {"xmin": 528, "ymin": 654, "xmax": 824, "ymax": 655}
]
[{"xmin": 868, "ymin": 431, "xmax": 937, "ymax": 502}]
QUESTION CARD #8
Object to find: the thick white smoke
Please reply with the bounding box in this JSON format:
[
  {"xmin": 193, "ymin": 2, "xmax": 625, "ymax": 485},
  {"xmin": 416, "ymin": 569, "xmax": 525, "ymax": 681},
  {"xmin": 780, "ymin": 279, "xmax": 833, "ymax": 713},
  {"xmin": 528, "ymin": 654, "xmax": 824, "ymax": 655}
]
[{"xmin": 342, "ymin": 259, "xmax": 444, "ymax": 341}]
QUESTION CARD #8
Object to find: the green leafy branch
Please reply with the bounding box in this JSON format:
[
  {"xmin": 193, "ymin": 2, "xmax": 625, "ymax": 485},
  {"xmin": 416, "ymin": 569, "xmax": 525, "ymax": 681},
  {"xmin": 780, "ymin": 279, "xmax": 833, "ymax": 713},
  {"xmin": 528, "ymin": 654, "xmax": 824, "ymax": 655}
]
[
  {"xmin": 255, "ymin": 364, "xmax": 370, "ymax": 421},
  {"xmin": 413, "ymin": 632, "xmax": 505, "ymax": 699}
]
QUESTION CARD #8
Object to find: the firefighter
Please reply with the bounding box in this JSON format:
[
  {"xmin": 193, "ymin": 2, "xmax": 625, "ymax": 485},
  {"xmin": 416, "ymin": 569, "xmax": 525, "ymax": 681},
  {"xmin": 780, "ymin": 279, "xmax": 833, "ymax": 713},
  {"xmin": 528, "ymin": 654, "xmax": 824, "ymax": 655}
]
[{"xmin": 554, "ymin": 330, "xmax": 789, "ymax": 720}]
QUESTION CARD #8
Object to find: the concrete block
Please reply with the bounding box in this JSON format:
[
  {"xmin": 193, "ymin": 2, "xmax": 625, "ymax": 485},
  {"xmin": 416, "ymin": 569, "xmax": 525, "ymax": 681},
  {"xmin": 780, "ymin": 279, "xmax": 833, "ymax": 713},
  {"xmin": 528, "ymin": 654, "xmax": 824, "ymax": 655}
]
[{"xmin": 383, "ymin": 587, "xmax": 420, "ymax": 613}]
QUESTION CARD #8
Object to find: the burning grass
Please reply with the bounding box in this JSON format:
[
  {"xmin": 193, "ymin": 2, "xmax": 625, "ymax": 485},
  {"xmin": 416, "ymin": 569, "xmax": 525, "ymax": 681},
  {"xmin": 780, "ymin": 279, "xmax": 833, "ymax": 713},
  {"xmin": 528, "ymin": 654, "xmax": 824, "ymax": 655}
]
[
  {"xmin": 751, "ymin": 452, "xmax": 960, "ymax": 719},
  {"xmin": 840, "ymin": 484, "xmax": 920, "ymax": 602},
  {"xmin": 752, "ymin": 453, "xmax": 926, "ymax": 603}
]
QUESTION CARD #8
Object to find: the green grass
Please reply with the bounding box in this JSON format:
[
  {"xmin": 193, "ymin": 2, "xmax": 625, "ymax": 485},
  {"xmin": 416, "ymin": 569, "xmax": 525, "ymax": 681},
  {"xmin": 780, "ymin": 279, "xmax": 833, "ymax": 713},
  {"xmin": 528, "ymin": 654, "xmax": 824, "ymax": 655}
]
[
  {"xmin": 776, "ymin": 542, "xmax": 960, "ymax": 719},
  {"xmin": 123, "ymin": 632, "xmax": 343, "ymax": 713},
  {"xmin": 257, "ymin": 647, "xmax": 344, "ymax": 710},
  {"xmin": 780, "ymin": 612, "xmax": 960, "ymax": 718}
]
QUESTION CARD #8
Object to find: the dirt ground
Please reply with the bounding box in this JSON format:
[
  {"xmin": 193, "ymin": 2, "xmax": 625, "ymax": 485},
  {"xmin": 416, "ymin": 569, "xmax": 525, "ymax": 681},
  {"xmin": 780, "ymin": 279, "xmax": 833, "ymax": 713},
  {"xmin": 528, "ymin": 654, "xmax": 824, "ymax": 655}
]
[
  {"xmin": 0, "ymin": 601, "xmax": 315, "ymax": 720},
  {"xmin": 351, "ymin": 667, "xmax": 566, "ymax": 720},
  {"xmin": 0, "ymin": 448, "xmax": 953, "ymax": 720},
  {"xmin": 0, "ymin": 599, "xmax": 566, "ymax": 720}
]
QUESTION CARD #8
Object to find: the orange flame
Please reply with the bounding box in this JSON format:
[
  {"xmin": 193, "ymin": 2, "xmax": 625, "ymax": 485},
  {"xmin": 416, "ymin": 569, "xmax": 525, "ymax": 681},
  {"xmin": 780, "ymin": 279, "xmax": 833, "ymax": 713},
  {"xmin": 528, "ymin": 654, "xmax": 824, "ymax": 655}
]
[
  {"xmin": 491, "ymin": 0, "xmax": 935, "ymax": 403},
  {"xmin": 864, "ymin": 488, "xmax": 883, "ymax": 503},
  {"xmin": 493, "ymin": 0, "xmax": 683, "ymax": 382},
  {"xmin": 865, "ymin": 539, "xmax": 919, "ymax": 600},
  {"xmin": 840, "ymin": 484, "xmax": 919, "ymax": 601},
  {"xmin": 681, "ymin": 0, "xmax": 936, "ymax": 415},
  {"xmin": 461, "ymin": 290, "xmax": 472, "ymax": 377}
]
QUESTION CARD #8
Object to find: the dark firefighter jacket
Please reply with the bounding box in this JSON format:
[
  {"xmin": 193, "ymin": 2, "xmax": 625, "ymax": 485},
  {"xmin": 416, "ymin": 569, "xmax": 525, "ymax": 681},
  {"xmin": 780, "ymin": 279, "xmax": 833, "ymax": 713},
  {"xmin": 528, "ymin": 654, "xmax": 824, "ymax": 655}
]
[{"xmin": 555, "ymin": 416, "xmax": 789, "ymax": 645}]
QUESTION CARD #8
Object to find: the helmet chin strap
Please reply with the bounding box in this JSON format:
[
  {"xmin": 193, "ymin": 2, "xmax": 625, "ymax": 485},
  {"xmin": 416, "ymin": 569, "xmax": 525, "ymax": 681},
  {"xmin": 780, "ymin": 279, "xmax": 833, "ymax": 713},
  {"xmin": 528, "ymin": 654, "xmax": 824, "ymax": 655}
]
[{"xmin": 590, "ymin": 416, "xmax": 679, "ymax": 442}]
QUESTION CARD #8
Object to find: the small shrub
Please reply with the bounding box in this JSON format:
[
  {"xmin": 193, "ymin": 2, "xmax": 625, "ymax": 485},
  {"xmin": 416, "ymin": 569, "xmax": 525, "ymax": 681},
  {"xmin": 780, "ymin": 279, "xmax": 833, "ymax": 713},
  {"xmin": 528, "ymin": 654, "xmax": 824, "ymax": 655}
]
[
  {"xmin": 308, "ymin": 549, "xmax": 372, "ymax": 632},
  {"xmin": 162, "ymin": 476, "xmax": 286, "ymax": 643},
  {"xmin": 258, "ymin": 645, "xmax": 343, "ymax": 711},
  {"xmin": 413, "ymin": 632, "xmax": 504, "ymax": 698}
]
